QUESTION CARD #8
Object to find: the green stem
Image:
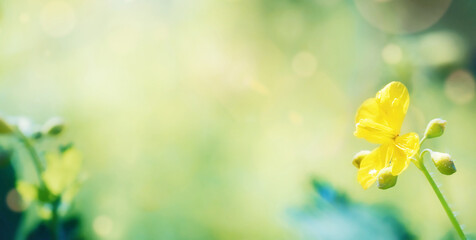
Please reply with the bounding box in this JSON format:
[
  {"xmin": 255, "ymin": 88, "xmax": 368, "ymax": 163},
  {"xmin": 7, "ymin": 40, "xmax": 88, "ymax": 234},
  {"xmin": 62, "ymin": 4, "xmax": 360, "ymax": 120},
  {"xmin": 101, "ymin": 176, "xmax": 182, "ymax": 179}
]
[
  {"xmin": 419, "ymin": 136, "xmax": 427, "ymax": 146},
  {"xmin": 51, "ymin": 199, "xmax": 61, "ymax": 240},
  {"xmin": 420, "ymin": 148, "xmax": 432, "ymax": 159},
  {"xmin": 14, "ymin": 128, "xmax": 44, "ymax": 177},
  {"xmin": 417, "ymin": 156, "xmax": 466, "ymax": 239}
]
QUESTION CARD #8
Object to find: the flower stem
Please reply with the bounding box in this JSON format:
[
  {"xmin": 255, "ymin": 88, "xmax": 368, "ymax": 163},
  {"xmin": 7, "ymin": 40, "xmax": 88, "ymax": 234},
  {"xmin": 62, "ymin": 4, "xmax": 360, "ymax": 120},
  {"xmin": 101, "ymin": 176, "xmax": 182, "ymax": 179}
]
[
  {"xmin": 14, "ymin": 127, "xmax": 44, "ymax": 181},
  {"xmin": 417, "ymin": 158, "xmax": 466, "ymax": 239},
  {"xmin": 419, "ymin": 136, "xmax": 427, "ymax": 146},
  {"xmin": 51, "ymin": 199, "xmax": 61, "ymax": 240}
]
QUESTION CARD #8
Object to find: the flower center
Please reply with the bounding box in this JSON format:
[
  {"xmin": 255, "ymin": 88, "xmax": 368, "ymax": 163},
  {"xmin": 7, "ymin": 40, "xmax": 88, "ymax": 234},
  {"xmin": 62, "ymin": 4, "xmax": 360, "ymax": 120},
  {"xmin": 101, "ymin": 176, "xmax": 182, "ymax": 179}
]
[{"xmin": 393, "ymin": 134, "xmax": 399, "ymax": 140}]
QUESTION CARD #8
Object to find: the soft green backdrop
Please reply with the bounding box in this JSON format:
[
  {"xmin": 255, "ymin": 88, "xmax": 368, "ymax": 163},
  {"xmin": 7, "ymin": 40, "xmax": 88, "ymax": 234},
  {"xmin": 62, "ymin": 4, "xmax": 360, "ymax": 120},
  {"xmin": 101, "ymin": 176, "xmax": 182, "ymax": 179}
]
[{"xmin": 0, "ymin": 0, "xmax": 475, "ymax": 239}]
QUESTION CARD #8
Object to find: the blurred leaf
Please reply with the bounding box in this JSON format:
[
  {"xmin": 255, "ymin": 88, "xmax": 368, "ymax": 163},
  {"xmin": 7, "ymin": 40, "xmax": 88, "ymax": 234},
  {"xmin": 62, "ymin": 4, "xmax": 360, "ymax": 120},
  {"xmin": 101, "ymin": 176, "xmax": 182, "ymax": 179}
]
[
  {"xmin": 291, "ymin": 179, "xmax": 414, "ymax": 240},
  {"xmin": 0, "ymin": 117, "xmax": 13, "ymax": 134}
]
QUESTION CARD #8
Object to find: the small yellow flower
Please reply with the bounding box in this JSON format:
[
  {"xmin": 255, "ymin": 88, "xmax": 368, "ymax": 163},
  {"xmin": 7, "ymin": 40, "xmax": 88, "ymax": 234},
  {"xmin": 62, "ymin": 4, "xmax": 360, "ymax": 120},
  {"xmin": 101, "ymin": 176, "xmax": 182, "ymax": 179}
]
[
  {"xmin": 42, "ymin": 148, "xmax": 82, "ymax": 196},
  {"xmin": 16, "ymin": 181, "xmax": 38, "ymax": 204},
  {"xmin": 354, "ymin": 82, "xmax": 420, "ymax": 189}
]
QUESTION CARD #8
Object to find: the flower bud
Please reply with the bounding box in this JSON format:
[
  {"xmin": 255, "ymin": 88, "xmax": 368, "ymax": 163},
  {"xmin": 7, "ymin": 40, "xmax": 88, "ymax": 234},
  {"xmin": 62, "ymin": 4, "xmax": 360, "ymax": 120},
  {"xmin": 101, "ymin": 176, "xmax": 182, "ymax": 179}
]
[
  {"xmin": 42, "ymin": 117, "xmax": 65, "ymax": 136},
  {"xmin": 59, "ymin": 142, "xmax": 74, "ymax": 153},
  {"xmin": 424, "ymin": 118, "xmax": 447, "ymax": 139},
  {"xmin": 352, "ymin": 150, "xmax": 371, "ymax": 169},
  {"xmin": 377, "ymin": 167, "xmax": 398, "ymax": 190},
  {"xmin": 31, "ymin": 131, "xmax": 43, "ymax": 140},
  {"xmin": 431, "ymin": 152, "xmax": 456, "ymax": 175},
  {"xmin": 10, "ymin": 116, "xmax": 35, "ymax": 136}
]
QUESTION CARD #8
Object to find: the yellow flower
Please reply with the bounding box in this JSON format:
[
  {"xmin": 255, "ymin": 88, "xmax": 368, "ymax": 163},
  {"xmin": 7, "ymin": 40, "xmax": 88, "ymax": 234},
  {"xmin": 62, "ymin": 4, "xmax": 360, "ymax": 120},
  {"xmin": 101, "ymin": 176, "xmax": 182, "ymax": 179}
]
[
  {"xmin": 354, "ymin": 81, "xmax": 419, "ymax": 189},
  {"xmin": 16, "ymin": 181, "xmax": 38, "ymax": 204},
  {"xmin": 42, "ymin": 148, "xmax": 82, "ymax": 196}
]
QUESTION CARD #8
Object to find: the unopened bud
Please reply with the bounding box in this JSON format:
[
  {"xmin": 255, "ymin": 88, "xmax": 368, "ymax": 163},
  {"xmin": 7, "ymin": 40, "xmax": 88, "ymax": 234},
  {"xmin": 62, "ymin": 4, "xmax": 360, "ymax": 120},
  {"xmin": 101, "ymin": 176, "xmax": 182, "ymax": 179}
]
[
  {"xmin": 424, "ymin": 118, "xmax": 447, "ymax": 139},
  {"xmin": 42, "ymin": 117, "xmax": 65, "ymax": 136},
  {"xmin": 431, "ymin": 151, "xmax": 456, "ymax": 175},
  {"xmin": 31, "ymin": 131, "xmax": 43, "ymax": 140},
  {"xmin": 59, "ymin": 142, "xmax": 74, "ymax": 153},
  {"xmin": 377, "ymin": 167, "xmax": 398, "ymax": 190},
  {"xmin": 352, "ymin": 150, "xmax": 371, "ymax": 169}
]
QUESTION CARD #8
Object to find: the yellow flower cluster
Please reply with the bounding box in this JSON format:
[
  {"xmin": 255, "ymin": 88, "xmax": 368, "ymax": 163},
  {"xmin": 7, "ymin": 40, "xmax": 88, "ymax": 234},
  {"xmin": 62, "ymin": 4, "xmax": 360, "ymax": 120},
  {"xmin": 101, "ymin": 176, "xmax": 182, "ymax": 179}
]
[{"xmin": 17, "ymin": 148, "xmax": 83, "ymax": 215}]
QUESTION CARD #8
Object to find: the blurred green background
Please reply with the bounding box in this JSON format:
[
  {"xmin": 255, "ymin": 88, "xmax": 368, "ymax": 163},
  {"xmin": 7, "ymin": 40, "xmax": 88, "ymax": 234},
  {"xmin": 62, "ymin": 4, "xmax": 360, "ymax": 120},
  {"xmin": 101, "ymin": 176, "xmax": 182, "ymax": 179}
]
[{"xmin": 0, "ymin": 0, "xmax": 475, "ymax": 239}]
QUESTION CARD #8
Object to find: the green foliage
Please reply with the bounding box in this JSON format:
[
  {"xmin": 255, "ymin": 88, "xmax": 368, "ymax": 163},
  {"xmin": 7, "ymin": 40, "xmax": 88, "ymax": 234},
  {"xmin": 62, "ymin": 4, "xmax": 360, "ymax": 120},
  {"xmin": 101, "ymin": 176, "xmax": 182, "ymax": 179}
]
[{"xmin": 291, "ymin": 179, "xmax": 414, "ymax": 240}]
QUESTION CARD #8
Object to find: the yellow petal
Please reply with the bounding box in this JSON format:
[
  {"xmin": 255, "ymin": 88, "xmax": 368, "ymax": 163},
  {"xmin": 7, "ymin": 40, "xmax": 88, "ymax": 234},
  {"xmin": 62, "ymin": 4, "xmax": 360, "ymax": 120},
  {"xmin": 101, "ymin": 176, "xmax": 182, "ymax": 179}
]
[
  {"xmin": 354, "ymin": 98, "xmax": 397, "ymax": 144},
  {"xmin": 355, "ymin": 98, "xmax": 383, "ymax": 123},
  {"xmin": 376, "ymin": 82, "xmax": 409, "ymax": 133},
  {"xmin": 42, "ymin": 152, "xmax": 64, "ymax": 195},
  {"xmin": 42, "ymin": 148, "xmax": 83, "ymax": 196},
  {"xmin": 42, "ymin": 169, "xmax": 64, "ymax": 196},
  {"xmin": 392, "ymin": 132, "xmax": 420, "ymax": 175},
  {"xmin": 16, "ymin": 181, "xmax": 38, "ymax": 203},
  {"xmin": 358, "ymin": 145, "xmax": 391, "ymax": 189},
  {"xmin": 389, "ymin": 146, "xmax": 408, "ymax": 176},
  {"xmin": 395, "ymin": 132, "xmax": 420, "ymax": 157},
  {"xmin": 355, "ymin": 119, "xmax": 397, "ymax": 144},
  {"xmin": 61, "ymin": 148, "xmax": 82, "ymax": 188}
]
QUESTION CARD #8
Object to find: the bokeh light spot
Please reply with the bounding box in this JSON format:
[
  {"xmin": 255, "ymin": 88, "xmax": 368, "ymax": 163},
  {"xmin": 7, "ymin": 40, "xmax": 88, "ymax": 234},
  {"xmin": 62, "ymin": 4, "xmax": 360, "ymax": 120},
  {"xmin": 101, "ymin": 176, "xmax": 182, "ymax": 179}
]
[
  {"xmin": 41, "ymin": 1, "xmax": 76, "ymax": 37},
  {"xmin": 354, "ymin": 0, "xmax": 452, "ymax": 34},
  {"xmin": 292, "ymin": 52, "xmax": 317, "ymax": 77},
  {"xmin": 445, "ymin": 70, "xmax": 475, "ymax": 104},
  {"xmin": 6, "ymin": 189, "xmax": 26, "ymax": 212},
  {"xmin": 381, "ymin": 44, "xmax": 403, "ymax": 64},
  {"xmin": 419, "ymin": 31, "xmax": 466, "ymax": 67}
]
